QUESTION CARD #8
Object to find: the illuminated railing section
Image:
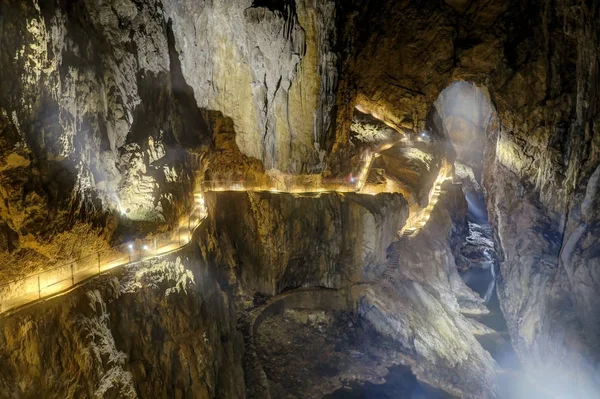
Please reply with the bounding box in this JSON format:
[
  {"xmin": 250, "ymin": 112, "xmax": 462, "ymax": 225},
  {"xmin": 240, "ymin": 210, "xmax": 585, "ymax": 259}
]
[
  {"xmin": 202, "ymin": 179, "xmax": 357, "ymax": 194},
  {"xmin": 0, "ymin": 193, "xmax": 207, "ymax": 314},
  {"xmin": 356, "ymin": 152, "xmax": 375, "ymax": 191},
  {"xmin": 203, "ymin": 151, "xmax": 375, "ymax": 194},
  {"xmin": 401, "ymin": 170, "xmax": 453, "ymax": 237}
]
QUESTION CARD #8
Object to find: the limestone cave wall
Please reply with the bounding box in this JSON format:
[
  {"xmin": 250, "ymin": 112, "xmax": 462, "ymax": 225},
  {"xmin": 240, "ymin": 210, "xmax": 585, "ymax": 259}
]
[
  {"xmin": 0, "ymin": 0, "xmax": 339, "ymax": 281},
  {"xmin": 0, "ymin": 247, "xmax": 244, "ymax": 399},
  {"xmin": 198, "ymin": 191, "xmax": 408, "ymax": 299},
  {"xmin": 333, "ymin": 0, "xmax": 600, "ymax": 395}
]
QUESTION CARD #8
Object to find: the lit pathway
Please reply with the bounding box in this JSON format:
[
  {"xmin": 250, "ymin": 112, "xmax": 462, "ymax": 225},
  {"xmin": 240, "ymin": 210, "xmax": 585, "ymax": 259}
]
[
  {"xmin": 401, "ymin": 172, "xmax": 452, "ymax": 237},
  {"xmin": 0, "ymin": 151, "xmax": 450, "ymax": 315},
  {"xmin": 0, "ymin": 194, "xmax": 207, "ymax": 314}
]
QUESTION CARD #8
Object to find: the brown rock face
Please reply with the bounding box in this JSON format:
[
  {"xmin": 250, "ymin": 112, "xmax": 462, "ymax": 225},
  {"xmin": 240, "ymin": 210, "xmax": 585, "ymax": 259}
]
[
  {"xmin": 199, "ymin": 191, "xmax": 408, "ymax": 297},
  {"xmin": 0, "ymin": 250, "xmax": 244, "ymax": 398}
]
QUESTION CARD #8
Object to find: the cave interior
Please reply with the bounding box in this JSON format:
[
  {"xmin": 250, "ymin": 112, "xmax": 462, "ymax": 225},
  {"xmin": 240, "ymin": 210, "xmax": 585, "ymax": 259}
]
[{"xmin": 0, "ymin": 0, "xmax": 599, "ymax": 398}]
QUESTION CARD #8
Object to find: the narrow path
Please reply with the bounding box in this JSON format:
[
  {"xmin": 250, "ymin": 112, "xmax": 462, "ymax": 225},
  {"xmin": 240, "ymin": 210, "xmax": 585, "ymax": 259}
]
[
  {"xmin": 0, "ymin": 194, "xmax": 207, "ymax": 314},
  {"xmin": 0, "ymin": 151, "xmax": 449, "ymax": 315}
]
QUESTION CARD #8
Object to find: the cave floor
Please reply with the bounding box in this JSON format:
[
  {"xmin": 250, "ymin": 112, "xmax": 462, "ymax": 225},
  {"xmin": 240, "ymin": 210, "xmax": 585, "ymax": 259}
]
[{"xmin": 255, "ymin": 309, "xmax": 452, "ymax": 399}]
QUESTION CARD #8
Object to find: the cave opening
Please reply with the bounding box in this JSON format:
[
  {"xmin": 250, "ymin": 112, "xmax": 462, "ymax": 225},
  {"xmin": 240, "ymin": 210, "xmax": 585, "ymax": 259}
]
[
  {"xmin": 433, "ymin": 80, "xmax": 496, "ymax": 300},
  {"xmin": 433, "ymin": 81, "xmax": 519, "ymax": 371}
]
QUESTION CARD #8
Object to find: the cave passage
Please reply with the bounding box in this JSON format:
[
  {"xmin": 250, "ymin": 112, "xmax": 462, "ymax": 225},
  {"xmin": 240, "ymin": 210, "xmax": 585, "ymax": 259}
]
[
  {"xmin": 433, "ymin": 81, "xmax": 522, "ymax": 376},
  {"xmin": 433, "ymin": 81, "xmax": 496, "ymax": 300}
]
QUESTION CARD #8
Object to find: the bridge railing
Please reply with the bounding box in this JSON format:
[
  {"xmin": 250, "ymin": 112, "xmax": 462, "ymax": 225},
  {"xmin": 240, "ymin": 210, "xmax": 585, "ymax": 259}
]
[
  {"xmin": 201, "ymin": 178, "xmax": 358, "ymax": 193},
  {"xmin": 0, "ymin": 213, "xmax": 205, "ymax": 315},
  {"xmin": 201, "ymin": 150, "xmax": 375, "ymax": 194}
]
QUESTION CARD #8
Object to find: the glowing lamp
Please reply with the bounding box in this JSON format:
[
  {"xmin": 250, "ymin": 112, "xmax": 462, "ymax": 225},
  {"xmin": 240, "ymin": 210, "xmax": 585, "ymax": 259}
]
[{"xmin": 417, "ymin": 131, "xmax": 430, "ymax": 142}]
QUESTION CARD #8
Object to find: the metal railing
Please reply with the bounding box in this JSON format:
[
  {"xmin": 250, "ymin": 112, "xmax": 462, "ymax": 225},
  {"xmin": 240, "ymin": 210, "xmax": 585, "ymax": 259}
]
[
  {"xmin": 202, "ymin": 151, "xmax": 375, "ymax": 194},
  {"xmin": 201, "ymin": 178, "xmax": 358, "ymax": 193},
  {"xmin": 0, "ymin": 210, "xmax": 206, "ymax": 315}
]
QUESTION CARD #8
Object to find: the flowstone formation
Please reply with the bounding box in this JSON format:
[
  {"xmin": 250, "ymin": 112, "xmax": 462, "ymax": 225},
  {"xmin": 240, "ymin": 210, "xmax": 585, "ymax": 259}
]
[
  {"xmin": 0, "ymin": 0, "xmax": 337, "ymax": 281},
  {"xmin": 0, "ymin": 0, "xmax": 599, "ymax": 398}
]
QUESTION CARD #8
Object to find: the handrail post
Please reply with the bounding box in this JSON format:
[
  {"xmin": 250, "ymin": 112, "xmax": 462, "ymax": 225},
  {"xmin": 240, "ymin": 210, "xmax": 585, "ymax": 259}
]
[
  {"xmin": 154, "ymin": 237, "xmax": 157, "ymax": 251},
  {"xmin": 97, "ymin": 253, "xmax": 101, "ymax": 275},
  {"xmin": 37, "ymin": 275, "xmax": 41, "ymax": 299},
  {"xmin": 71, "ymin": 263, "xmax": 75, "ymax": 285}
]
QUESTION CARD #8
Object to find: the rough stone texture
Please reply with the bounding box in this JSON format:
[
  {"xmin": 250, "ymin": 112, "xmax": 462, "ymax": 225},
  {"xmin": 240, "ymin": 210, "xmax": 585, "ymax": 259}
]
[
  {"xmin": 1, "ymin": 0, "xmax": 600, "ymax": 397},
  {"xmin": 0, "ymin": 0, "xmax": 210, "ymax": 281},
  {"xmin": 0, "ymin": 248, "xmax": 244, "ymax": 398},
  {"xmin": 360, "ymin": 184, "xmax": 497, "ymax": 399},
  {"xmin": 199, "ymin": 191, "xmax": 408, "ymax": 299},
  {"xmin": 254, "ymin": 309, "xmax": 423, "ymax": 398},
  {"xmin": 456, "ymin": 222, "xmax": 496, "ymax": 273},
  {"xmin": 372, "ymin": 143, "xmax": 445, "ymax": 208},
  {"xmin": 333, "ymin": 0, "xmax": 600, "ymax": 395},
  {"xmin": 481, "ymin": 3, "xmax": 600, "ymax": 396},
  {"xmin": 163, "ymin": 0, "xmax": 338, "ymax": 172},
  {"xmin": 195, "ymin": 185, "xmax": 497, "ymax": 398},
  {"xmin": 0, "ymin": 0, "xmax": 339, "ymax": 281}
]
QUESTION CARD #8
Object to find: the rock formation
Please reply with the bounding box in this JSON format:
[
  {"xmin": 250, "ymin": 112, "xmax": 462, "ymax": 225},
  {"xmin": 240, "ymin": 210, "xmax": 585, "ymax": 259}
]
[
  {"xmin": 0, "ymin": 248, "xmax": 244, "ymax": 398},
  {"xmin": 1, "ymin": 0, "xmax": 599, "ymax": 398}
]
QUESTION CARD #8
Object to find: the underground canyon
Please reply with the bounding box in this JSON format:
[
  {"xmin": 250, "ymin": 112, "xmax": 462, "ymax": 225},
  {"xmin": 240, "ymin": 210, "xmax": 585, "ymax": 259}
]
[{"xmin": 0, "ymin": 0, "xmax": 599, "ymax": 398}]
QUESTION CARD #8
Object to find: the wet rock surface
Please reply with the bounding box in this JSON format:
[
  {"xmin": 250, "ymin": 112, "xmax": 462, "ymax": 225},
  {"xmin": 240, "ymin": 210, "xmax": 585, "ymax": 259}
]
[
  {"xmin": 457, "ymin": 223, "xmax": 496, "ymax": 274},
  {"xmin": 359, "ymin": 185, "xmax": 497, "ymax": 399},
  {"xmin": 334, "ymin": 0, "xmax": 600, "ymax": 395},
  {"xmin": 325, "ymin": 365, "xmax": 452, "ymax": 399}
]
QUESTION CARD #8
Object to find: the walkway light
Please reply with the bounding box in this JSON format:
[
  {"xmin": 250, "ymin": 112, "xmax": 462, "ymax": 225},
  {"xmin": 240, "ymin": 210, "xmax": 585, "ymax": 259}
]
[
  {"xmin": 128, "ymin": 243, "xmax": 134, "ymax": 250},
  {"xmin": 143, "ymin": 245, "xmax": 149, "ymax": 250},
  {"xmin": 417, "ymin": 131, "xmax": 430, "ymax": 142}
]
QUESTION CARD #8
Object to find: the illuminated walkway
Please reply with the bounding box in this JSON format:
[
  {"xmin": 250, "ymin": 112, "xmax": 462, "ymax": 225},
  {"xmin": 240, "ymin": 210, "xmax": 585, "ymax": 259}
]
[
  {"xmin": 0, "ymin": 193, "xmax": 207, "ymax": 314},
  {"xmin": 202, "ymin": 152, "xmax": 451, "ymax": 237},
  {"xmin": 0, "ymin": 150, "xmax": 450, "ymax": 315},
  {"xmin": 402, "ymin": 173, "xmax": 452, "ymax": 237},
  {"xmin": 202, "ymin": 153, "xmax": 375, "ymax": 194}
]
